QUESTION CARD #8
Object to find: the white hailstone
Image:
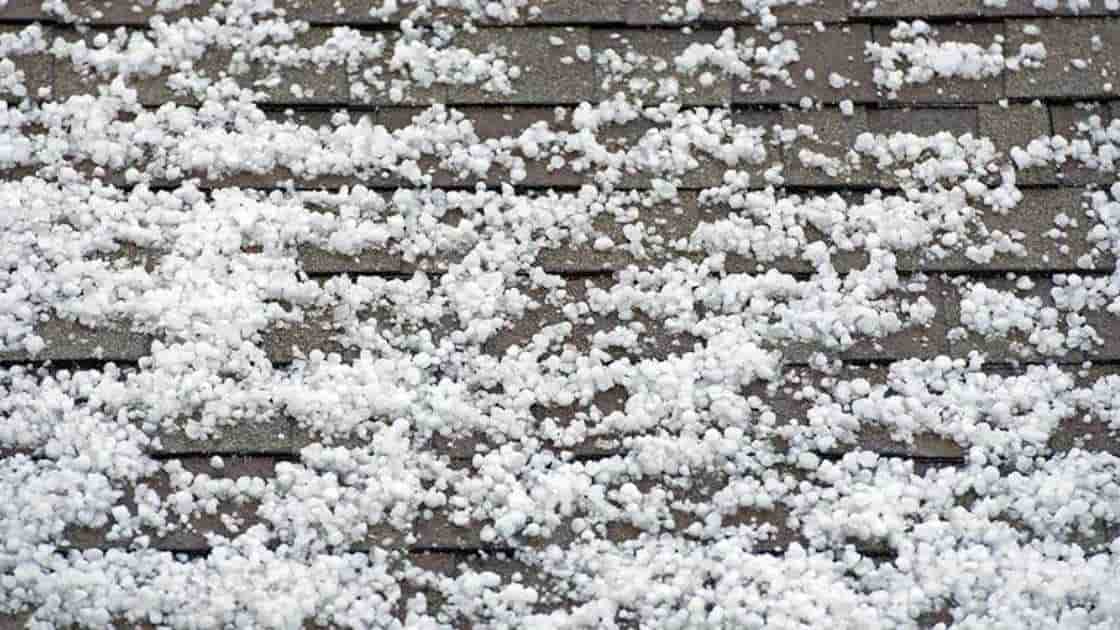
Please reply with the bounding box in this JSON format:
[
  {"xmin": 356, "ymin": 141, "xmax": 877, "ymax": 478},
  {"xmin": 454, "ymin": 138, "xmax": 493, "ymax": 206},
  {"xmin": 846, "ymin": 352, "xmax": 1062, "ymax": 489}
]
[{"xmin": 866, "ymin": 22, "xmax": 1018, "ymax": 98}]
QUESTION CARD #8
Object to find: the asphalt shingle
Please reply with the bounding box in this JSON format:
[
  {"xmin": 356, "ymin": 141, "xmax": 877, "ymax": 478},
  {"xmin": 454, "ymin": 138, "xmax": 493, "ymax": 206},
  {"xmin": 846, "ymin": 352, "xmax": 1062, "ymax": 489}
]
[
  {"xmin": 735, "ymin": 24, "xmax": 876, "ymax": 105},
  {"xmin": 869, "ymin": 21, "xmax": 1007, "ymax": 104},
  {"xmin": 1005, "ymin": 17, "xmax": 1120, "ymax": 99},
  {"xmin": 446, "ymin": 27, "xmax": 596, "ymax": 104}
]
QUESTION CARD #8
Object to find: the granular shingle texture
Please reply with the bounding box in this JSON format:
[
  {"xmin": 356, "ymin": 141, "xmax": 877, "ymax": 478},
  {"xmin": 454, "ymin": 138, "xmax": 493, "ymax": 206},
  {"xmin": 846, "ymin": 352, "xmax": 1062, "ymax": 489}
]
[{"xmin": 2, "ymin": 2, "xmax": 1120, "ymax": 629}]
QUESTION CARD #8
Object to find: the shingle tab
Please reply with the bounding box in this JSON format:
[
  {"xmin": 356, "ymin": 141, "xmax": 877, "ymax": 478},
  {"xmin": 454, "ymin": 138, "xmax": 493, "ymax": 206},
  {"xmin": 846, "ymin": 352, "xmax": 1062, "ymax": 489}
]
[
  {"xmin": 272, "ymin": 0, "xmax": 382, "ymax": 23},
  {"xmin": 0, "ymin": 318, "xmax": 152, "ymax": 362},
  {"xmin": 735, "ymin": 24, "xmax": 876, "ymax": 105},
  {"xmin": 1048, "ymin": 365, "xmax": 1120, "ymax": 456},
  {"xmin": 1005, "ymin": 18, "xmax": 1120, "ymax": 99},
  {"xmin": 780, "ymin": 106, "xmax": 872, "ymax": 187},
  {"xmin": 369, "ymin": 106, "xmax": 588, "ymax": 189},
  {"xmin": 53, "ymin": 29, "xmax": 246, "ymax": 106},
  {"xmin": 0, "ymin": 25, "xmax": 52, "ymax": 102},
  {"xmin": 840, "ymin": 275, "xmax": 953, "ymax": 361},
  {"xmin": 518, "ymin": 0, "xmax": 627, "ymax": 24},
  {"xmin": 0, "ymin": 0, "xmax": 50, "ymax": 20},
  {"xmin": 446, "ymin": 27, "xmax": 595, "ymax": 104},
  {"xmin": 1049, "ymin": 101, "xmax": 1118, "ymax": 186},
  {"xmin": 537, "ymin": 192, "xmax": 700, "ymax": 272},
  {"xmin": 63, "ymin": 456, "xmax": 277, "ymax": 552},
  {"xmin": 146, "ymin": 416, "xmax": 298, "ymax": 456},
  {"xmin": 592, "ymin": 28, "xmax": 732, "ymax": 105},
  {"xmin": 250, "ymin": 27, "xmax": 348, "ymax": 105},
  {"xmin": 870, "ymin": 22, "xmax": 1007, "ymax": 104},
  {"xmin": 626, "ymin": 0, "xmax": 849, "ymax": 25},
  {"xmin": 902, "ymin": 186, "xmax": 1115, "ymax": 272},
  {"xmin": 867, "ymin": 106, "xmax": 980, "ymax": 137},
  {"xmin": 853, "ymin": 0, "xmax": 1118, "ymax": 18},
  {"xmin": 945, "ymin": 273, "xmax": 1120, "ymax": 362},
  {"xmin": 62, "ymin": 0, "xmax": 207, "ymax": 24},
  {"xmin": 978, "ymin": 102, "xmax": 1055, "ymax": 185},
  {"xmin": 751, "ymin": 366, "xmax": 967, "ymax": 459},
  {"xmin": 484, "ymin": 277, "xmax": 700, "ymax": 360}
]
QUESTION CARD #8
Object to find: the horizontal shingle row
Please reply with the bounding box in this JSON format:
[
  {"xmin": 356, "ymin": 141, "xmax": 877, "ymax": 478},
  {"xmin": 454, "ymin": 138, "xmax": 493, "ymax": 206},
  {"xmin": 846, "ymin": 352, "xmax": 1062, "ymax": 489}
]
[
  {"xmin": 2, "ymin": 0, "xmax": 1117, "ymax": 26},
  {"xmin": 4, "ymin": 270, "xmax": 1119, "ymax": 365},
  {"xmin": 2, "ymin": 102, "xmax": 1113, "ymax": 189},
  {"xmin": 7, "ymin": 359, "xmax": 1117, "ymax": 464},
  {"xmin": 3, "ymin": 19, "xmax": 1118, "ymax": 106},
  {"xmin": 40, "ymin": 451, "xmax": 1117, "ymax": 555}
]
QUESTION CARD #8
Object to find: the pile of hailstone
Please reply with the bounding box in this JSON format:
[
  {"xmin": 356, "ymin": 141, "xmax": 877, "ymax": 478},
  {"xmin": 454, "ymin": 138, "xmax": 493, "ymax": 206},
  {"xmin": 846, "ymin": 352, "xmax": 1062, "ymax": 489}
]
[{"xmin": 2, "ymin": 0, "xmax": 1120, "ymax": 629}]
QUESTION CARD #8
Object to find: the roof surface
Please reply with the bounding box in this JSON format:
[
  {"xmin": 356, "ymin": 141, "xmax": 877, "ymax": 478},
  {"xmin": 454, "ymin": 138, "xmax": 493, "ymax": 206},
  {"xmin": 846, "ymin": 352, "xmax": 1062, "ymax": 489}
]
[{"xmin": 1, "ymin": 1, "xmax": 1120, "ymax": 628}]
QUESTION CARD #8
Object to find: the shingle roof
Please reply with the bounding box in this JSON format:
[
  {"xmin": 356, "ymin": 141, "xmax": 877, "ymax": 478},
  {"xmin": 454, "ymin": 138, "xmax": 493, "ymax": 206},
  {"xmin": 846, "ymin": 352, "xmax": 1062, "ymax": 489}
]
[{"xmin": 2, "ymin": 2, "xmax": 1120, "ymax": 628}]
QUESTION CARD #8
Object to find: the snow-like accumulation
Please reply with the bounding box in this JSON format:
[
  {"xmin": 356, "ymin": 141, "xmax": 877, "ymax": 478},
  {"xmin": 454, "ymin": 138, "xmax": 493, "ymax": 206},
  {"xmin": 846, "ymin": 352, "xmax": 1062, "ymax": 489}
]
[
  {"xmin": 865, "ymin": 20, "xmax": 1045, "ymax": 99},
  {"xmin": 1, "ymin": 1, "xmax": 1120, "ymax": 629}
]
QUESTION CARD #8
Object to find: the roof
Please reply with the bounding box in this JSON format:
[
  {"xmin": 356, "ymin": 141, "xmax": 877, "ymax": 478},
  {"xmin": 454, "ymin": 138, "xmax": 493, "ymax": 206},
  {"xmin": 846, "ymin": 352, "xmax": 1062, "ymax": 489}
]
[{"xmin": 1, "ymin": 1, "xmax": 1119, "ymax": 628}]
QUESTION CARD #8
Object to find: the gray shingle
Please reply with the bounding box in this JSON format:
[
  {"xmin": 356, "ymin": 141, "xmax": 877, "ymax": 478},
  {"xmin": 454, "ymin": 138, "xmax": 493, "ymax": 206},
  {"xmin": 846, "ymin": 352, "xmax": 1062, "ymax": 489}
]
[
  {"xmin": 258, "ymin": 309, "xmax": 347, "ymax": 363},
  {"xmin": 537, "ymin": 192, "xmax": 700, "ymax": 272},
  {"xmin": 0, "ymin": 612, "xmax": 32, "ymax": 629},
  {"xmin": 63, "ymin": 456, "xmax": 276, "ymax": 552},
  {"xmin": 68, "ymin": 0, "xmax": 207, "ymax": 24},
  {"xmin": 0, "ymin": 0, "xmax": 50, "ymax": 19},
  {"xmin": 275, "ymin": 0, "xmax": 625, "ymax": 25},
  {"xmin": 528, "ymin": 385, "xmax": 628, "ymax": 455},
  {"xmin": 696, "ymin": 188, "xmax": 828, "ymax": 275},
  {"xmin": 1005, "ymin": 18, "xmax": 1120, "ymax": 100},
  {"xmin": 146, "ymin": 416, "xmax": 298, "ymax": 456},
  {"xmin": 272, "ymin": 0, "xmax": 382, "ymax": 23},
  {"xmin": 903, "ymin": 186, "xmax": 1114, "ymax": 273},
  {"xmin": 750, "ymin": 366, "xmax": 967, "ymax": 458},
  {"xmin": 0, "ymin": 318, "xmax": 152, "ymax": 362},
  {"xmin": 458, "ymin": 105, "xmax": 586, "ymax": 188},
  {"xmin": 985, "ymin": 183, "xmax": 1106, "ymax": 270},
  {"xmin": 788, "ymin": 106, "xmax": 981, "ymax": 188},
  {"xmin": 295, "ymin": 195, "xmax": 405, "ymax": 271},
  {"xmin": 1047, "ymin": 365, "xmax": 1120, "ymax": 456},
  {"xmin": 298, "ymin": 245, "xmax": 403, "ymax": 275},
  {"xmin": 0, "ymin": 26, "xmax": 52, "ymax": 102},
  {"xmin": 867, "ymin": 106, "xmax": 980, "ymax": 137},
  {"xmin": 978, "ymin": 102, "xmax": 1056, "ymax": 185},
  {"xmin": 369, "ymin": 106, "xmax": 587, "ymax": 189},
  {"xmin": 735, "ymin": 24, "xmax": 876, "ymax": 105},
  {"xmin": 626, "ymin": 0, "xmax": 849, "ymax": 25},
  {"xmin": 345, "ymin": 32, "xmax": 447, "ymax": 106},
  {"xmin": 516, "ymin": 0, "xmax": 628, "ymax": 24},
  {"xmin": 484, "ymin": 278, "xmax": 700, "ymax": 361},
  {"xmin": 579, "ymin": 111, "xmax": 742, "ymax": 189},
  {"xmin": 592, "ymin": 28, "xmax": 732, "ymax": 105},
  {"xmin": 53, "ymin": 29, "xmax": 246, "ymax": 106},
  {"xmin": 729, "ymin": 275, "xmax": 952, "ymax": 362},
  {"xmin": 871, "ymin": 22, "xmax": 1007, "ymax": 104},
  {"xmin": 945, "ymin": 273, "xmax": 1120, "ymax": 362},
  {"xmin": 1050, "ymin": 101, "xmax": 1118, "ymax": 186},
  {"xmin": 856, "ymin": 0, "xmax": 1008, "ymax": 17},
  {"xmin": 841, "ymin": 275, "xmax": 953, "ymax": 361},
  {"xmin": 780, "ymin": 106, "xmax": 873, "ymax": 187},
  {"xmin": 446, "ymin": 27, "xmax": 595, "ymax": 104},
  {"xmin": 853, "ymin": 0, "xmax": 1117, "ymax": 18},
  {"xmin": 250, "ymin": 28, "xmax": 348, "ymax": 105}
]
